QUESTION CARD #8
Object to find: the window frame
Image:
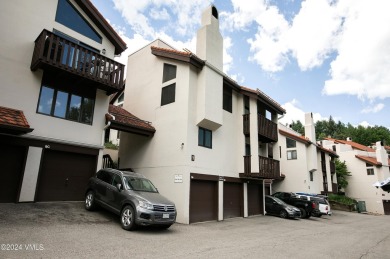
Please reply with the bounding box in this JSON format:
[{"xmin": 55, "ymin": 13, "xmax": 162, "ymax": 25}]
[
  {"xmin": 366, "ymin": 168, "xmax": 374, "ymax": 175},
  {"xmin": 287, "ymin": 150, "xmax": 297, "ymax": 160},
  {"xmin": 161, "ymin": 83, "xmax": 176, "ymax": 106},
  {"xmin": 198, "ymin": 127, "xmax": 212, "ymax": 149},
  {"xmin": 223, "ymin": 85, "xmax": 233, "ymax": 113},
  {"xmin": 162, "ymin": 63, "xmax": 177, "ymax": 83},
  {"xmin": 36, "ymin": 85, "xmax": 95, "ymax": 125},
  {"xmin": 286, "ymin": 138, "xmax": 296, "ymax": 148}
]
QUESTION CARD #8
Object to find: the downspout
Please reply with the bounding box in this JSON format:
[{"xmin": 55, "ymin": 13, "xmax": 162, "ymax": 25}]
[{"xmin": 102, "ymin": 113, "xmax": 115, "ymax": 146}]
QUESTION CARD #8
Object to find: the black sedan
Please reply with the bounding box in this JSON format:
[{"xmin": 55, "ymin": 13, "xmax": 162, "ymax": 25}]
[{"xmin": 265, "ymin": 195, "xmax": 301, "ymax": 219}]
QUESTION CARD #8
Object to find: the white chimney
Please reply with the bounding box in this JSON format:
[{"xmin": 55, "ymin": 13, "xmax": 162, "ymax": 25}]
[
  {"xmin": 305, "ymin": 112, "xmax": 317, "ymax": 173},
  {"xmin": 196, "ymin": 5, "xmax": 223, "ymax": 70}
]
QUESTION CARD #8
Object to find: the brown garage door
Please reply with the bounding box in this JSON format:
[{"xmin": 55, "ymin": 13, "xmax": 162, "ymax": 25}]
[
  {"xmin": 383, "ymin": 200, "xmax": 390, "ymax": 215},
  {"xmin": 248, "ymin": 183, "xmax": 263, "ymax": 216},
  {"xmin": 223, "ymin": 182, "xmax": 243, "ymax": 219},
  {"xmin": 0, "ymin": 144, "xmax": 27, "ymax": 203},
  {"xmin": 36, "ymin": 149, "xmax": 96, "ymax": 201},
  {"xmin": 190, "ymin": 180, "xmax": 218, "ymax": 223}
]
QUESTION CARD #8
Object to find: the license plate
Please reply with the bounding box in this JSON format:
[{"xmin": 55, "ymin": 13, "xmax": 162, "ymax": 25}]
[{"xmin": 163, "ymin": 213, "xmax": 169, "ymax": 219}]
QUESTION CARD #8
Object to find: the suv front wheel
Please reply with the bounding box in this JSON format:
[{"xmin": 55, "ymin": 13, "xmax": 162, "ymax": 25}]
[{"xmin": 121, "ymin": 205, "xmax": 137, "ymax": 231}]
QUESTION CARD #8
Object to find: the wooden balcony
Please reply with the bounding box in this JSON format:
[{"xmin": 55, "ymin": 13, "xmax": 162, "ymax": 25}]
[
  {"xmin": 31, "ymin": 30, "xmax": 125, "ymax": 95},
  {"xmin": 243, "ymin": 114, "xmax": 250, "ymax": 135},
  {"xmin": 258, "ymin": 114, "xmax": 277, "ymax": 143},
  {"xmin": 240, "ymin": 156, "xmax": 280, "ymax": 179},
  {"xmin": 330, "ymin": 161, "xmax": 336, "ymax": 174}
]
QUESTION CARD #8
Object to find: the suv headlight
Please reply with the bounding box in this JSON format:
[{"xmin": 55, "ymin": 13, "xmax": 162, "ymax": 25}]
[
  {"xmin": 286, "ymin": 207, "xmax": 294, "ymax": 212},
  {"xmin": 139, "ymin": 201, "xmax": 154, "ymax": 210}
]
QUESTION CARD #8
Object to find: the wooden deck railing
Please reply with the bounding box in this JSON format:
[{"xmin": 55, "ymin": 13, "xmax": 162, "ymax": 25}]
[
  {"xmin": 241, "ymin": 156, "xmax": 280, "ymax": 179},
  {"xmin": 31, "ymin": 30, "xmax": 124, "ymax": 93},
  {"xmin": 103, "ymin": 154, "xmax": 117, "ymax": 169},
  {"xmin": 258, "ymin": 114, "xmax": 277, "ymax": 142}
]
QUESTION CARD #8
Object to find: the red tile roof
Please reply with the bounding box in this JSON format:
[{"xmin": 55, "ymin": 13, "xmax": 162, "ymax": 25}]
[
  {"xmin": 0, "ymin": 106, "xmax": 33, "ymax": 134},
  {"xmin": 107, "ymin": 105, "xmax": 155, "ymax": 134},
  {"xmin": 279, "ymin": 129, "xmax": 311, "ymax": 144},
  {"xmin": 325, "ymin": 138, "xmax": 375, "ymax": 152},
  {"xmin": 355, "ymin": 155, "xmax": 382, "ymax": 166}
]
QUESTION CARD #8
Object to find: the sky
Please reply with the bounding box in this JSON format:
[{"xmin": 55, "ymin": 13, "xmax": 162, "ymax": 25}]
[{"xmin": 91, "ymin": 0, "xmax": 390, "ymax": 129}]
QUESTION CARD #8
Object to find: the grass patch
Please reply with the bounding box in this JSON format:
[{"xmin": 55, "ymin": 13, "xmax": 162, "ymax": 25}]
[{"xmin": 328, "ymin": 194, "xmax": 357, "ymax": 205}]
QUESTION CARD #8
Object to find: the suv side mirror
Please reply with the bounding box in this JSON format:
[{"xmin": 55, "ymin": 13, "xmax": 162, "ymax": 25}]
[{"xmin": 116, "ymin": 183, "xmax": 122, "ymax": 191}]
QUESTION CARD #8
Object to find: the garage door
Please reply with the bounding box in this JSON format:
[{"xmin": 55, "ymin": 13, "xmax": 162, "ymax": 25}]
[
  {"xmin": 36, "ymin": 149, "xmax": 96, "ymax": 201},
  {"xmin": 223, "ymin": 182, "xmax": 243, "ymax": 219},
  {"xmin": 190, "ymin": 180, "xmax": 218, "ymax": 223},
  {"xmin": 0, "ymin": 144, "xmax": 27, "ymax": 203},
  {"xmin": 383, "ymin": 200, "xmax": 390, "ymax": 215},
  {"xmin": 248, "ymin": 183, "xmax": 263, "ymax": 216}
]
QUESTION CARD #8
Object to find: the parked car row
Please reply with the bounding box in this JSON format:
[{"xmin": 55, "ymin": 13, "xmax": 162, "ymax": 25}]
[{"xmin": 266, "ymin": 192, "xmax": 332, "ymax": 220}]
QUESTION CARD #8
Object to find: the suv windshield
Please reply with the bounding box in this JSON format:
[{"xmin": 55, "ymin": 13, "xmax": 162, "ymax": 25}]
[{"xmin": 124, "ymin": 176, "xmax": 158, "ymax": 193}]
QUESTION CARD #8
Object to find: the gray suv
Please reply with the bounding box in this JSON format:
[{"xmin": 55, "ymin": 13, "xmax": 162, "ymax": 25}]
[{"xmin": 85, "ymin": 168, "xmax": 176, "ymax": 230}]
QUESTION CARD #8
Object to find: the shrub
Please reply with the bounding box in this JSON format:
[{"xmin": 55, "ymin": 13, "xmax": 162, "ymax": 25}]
[
  {"xmin": 328, "ymin": 194, "xmax": 357, "ymax": 205},
  {"xmin": 104, "ymin": 141, "xmax": 118, "ymax": 150}
]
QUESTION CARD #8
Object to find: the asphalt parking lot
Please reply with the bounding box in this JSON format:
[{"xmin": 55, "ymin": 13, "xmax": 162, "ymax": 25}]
[{"xmin": 0, "ymin": 202, "xmax": 389, "ymax": 259}]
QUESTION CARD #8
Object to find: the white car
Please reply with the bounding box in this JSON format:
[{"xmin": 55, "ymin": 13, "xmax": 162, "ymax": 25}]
[{"xmin": 296, "ymin": 193, "xmax": 332, "ymax": 217}]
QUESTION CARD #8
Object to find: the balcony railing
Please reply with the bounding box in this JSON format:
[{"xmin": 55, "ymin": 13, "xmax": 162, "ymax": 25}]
[
  {"xmin": 241, "ymin": 156, "xmax": 280, "ymax": 179},
  {"xmin": 258, "ymin": 114, "xmax": 277, "ymax": 142},
  {"xmin": 243, "ymin": 114, "xmax": 250, "ymax": 135},
  {"xmin": 330, "ymin": 161, "xmax": 336, "ymax": 174},
  {"xmin": 31, "ymin": 30, "xmax": 124, "ymax": 94}
]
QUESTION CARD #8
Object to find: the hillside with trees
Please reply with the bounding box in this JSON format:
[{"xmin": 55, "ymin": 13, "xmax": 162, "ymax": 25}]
[{"xmin": 289, "ymin": 116, "xmax": 390, "ymax": 146}]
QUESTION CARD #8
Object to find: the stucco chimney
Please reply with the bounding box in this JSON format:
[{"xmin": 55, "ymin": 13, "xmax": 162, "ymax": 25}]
[
  {"xmin": 376, "ymin": 141, "xmax": 389, "ymax": 166},
  {"xmin": 196, "ymin": 5, "xmax": 223, "ymax": 70},
  {"xmin": 304, "ymin": 112, "xmax": 316, "ymax": 142},
  {"xmin": 305, "ymin": 113, "xmax": 317, "ymax": 173}
]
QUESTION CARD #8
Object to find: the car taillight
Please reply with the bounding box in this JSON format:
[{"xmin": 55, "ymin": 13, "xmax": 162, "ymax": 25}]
[
  {"xmin": 325, "ymin": 206, "xmax": 328, "ymax": 211},
  {"xmin": 312, "ymin": 203, "xmax": 316, "ymax": 208}
]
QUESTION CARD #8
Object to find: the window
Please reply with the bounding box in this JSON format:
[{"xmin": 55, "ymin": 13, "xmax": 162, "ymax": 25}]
[
  {"xmin": 286, "ymin": 138, "xmax": 296, "ymax": 148},
  {"xmin": 367, "ymin": 168, "xmax": 374, "ymax": 175},
  {"xmin": 198, "ymin": 127, "xmax": 212, "ymax": 148},
  {"xmin": 245, "ymin": 136, "xmax": 251, "ymax": 156},
  {"xmin": 162, "ymin": 63, "xmax": 177, "ymax": 83},
  {"xmin": 55, "ymin": 0, "xmax": 102, "ymax": 43},
  {"xmin": 161, "ymin": 83, "xmax": 176, "ymax": 106},
  {"xmin": 223, "ymin": 85, "xmax": 232, "ymax": 112},
  {"xmin": 287, "ymin": 150, "xmax": 297, "ymax": 160},
  {"xmin": 37, "ymin": 73, "xmax": 95, "ymax": 125},
  {"xmin": 310, "ymin": 171, "xmax": 314, "ymax": 181},
  {"xmin": 96, "ymin": 170, "xmax": 112, "ymax": 184},
  {"xmin": 244, "ymin": 95, "xmax": 250, "ymax": 114},
  {"xmin": 117, "ymin": 93, "xmax": 124, "ymax": 103}
]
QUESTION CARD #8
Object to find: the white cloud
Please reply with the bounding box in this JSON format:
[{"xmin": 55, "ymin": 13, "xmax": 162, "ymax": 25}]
[
  {"xmin": 225, "ymin": 0, "xmax": 390, "ymax": 101},
  {"xmin": 223, "ymin": 37, "xmax": 233, "ymax": 73},
  {"xmin": 361, "ymin": 103, "xmax": 385, "ymax": 114},
  {"xmin": 149, "ymin": 7, "xmax": 170, "ymax": 21},
  {"xmin": 279, "ymin": 99, "xmax": 327, "ymax": 125},
  {"xmin": 359, "ymin": 121, "xmax": 371, "ymax": 128},
  {"xmin": 114, "ymin": 33, "xmax": 151, "ymax": 66},
  {"xmin": 112, "ymin": 0, "xmax": 210, "ymax": 38},
  {"xmin": 322, "ymin": 0, "xmax": 390, "ymax": 101}
]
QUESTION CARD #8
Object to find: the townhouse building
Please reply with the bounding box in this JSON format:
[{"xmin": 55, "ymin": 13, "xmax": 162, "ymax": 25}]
[
  {"xmin": 0, "ymin": 0, "xmax": 127, "ymax": 203},
  {"xmin": 322, "ymin": 138, "xmax": 390, "ymax": 214},
  {"xmin": 119, "ymin": 6, "xmax": 285, "ymax": 224},
  {"xmin": 274, "ymin": 113, "xmax": 338, "ymax": 195}
]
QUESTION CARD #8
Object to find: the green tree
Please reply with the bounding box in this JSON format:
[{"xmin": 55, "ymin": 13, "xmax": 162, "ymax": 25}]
[
  {"xmin": 335, "ymin": 159, "xmax": 351, "ymax": 190},
  {"xmin": 290, "ymin": 120, "xmax": 304, "ymax": 135}
]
